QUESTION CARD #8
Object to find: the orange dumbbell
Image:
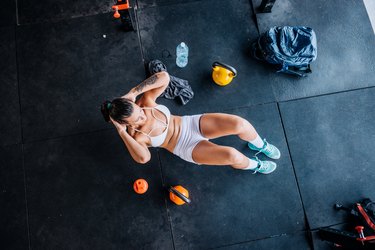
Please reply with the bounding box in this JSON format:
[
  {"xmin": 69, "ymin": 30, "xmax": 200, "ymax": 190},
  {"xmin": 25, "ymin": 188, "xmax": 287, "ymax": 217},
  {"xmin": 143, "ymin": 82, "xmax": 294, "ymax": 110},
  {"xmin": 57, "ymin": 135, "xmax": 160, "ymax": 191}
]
[
  {"xmin": 112, "ymin": 6, "xmax": 120, "ymax": 19},
  {"xmin": 133, "ymin": 179, "xmax": 148, "ymax": 194},
  {"xmin": 112, "ymin": 0, "xmax": 130, "ymax": 19}
]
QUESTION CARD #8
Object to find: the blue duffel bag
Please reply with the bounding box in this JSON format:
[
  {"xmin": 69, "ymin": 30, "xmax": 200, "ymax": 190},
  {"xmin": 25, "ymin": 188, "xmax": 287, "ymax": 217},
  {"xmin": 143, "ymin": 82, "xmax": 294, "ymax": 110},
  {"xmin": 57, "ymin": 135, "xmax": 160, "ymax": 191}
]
[{"xmin": 252, "ymin": 26, "xmax": 317, "ymax": 77}]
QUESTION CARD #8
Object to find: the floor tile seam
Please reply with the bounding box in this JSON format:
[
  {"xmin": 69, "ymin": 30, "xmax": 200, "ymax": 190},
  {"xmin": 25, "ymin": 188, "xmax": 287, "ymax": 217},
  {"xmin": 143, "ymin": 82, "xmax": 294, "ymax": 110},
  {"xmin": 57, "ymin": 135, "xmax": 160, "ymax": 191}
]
[
  {"xmin": 276, "ymin": 103, "xmax": 311, "ymax": 231},
  {"xmin": 21, "ymin": 127, "xmax": 114, "ymax": 145},
  {"xmin": 134, "ymin": 0, "xmax": 146, "ymax": 66},
  {"xmin": 14, "ymin": 11, "xmax": 112, "ymax": 27},
  {"xmin": 157, "ymin": 151, "xmax": 176, "ymax": 250},
  {"xmin": 20, "ymin": 144, "xmax": 32, "ymax": 250},
  {"xmin": 209, "ymin": 230, "xmax": 312, "ymax": 249},
  {"xmin": 249, "ymin": 0, "xmax": 261, "ymax": 35},
  {"xmin": 14, "ymin": 23, "xmax": 25, "ymax": 145},
  {"xmin": 15, "ymin": 0, "xmax": 19, "ymax": 25},
  {"xmin": 278, "ymin": 85, "xmax": 375, "ymax": 104},
  {"xmin": 219, "ymin": 100, "xmax": 278, "ymax": 113},
  {"xmin": 156, "ymin": 150, "xmax": 166, "ymax": 187},
  {"xmin": 310, "ymin": 222, "xmax": 347, "ymax": 232}
]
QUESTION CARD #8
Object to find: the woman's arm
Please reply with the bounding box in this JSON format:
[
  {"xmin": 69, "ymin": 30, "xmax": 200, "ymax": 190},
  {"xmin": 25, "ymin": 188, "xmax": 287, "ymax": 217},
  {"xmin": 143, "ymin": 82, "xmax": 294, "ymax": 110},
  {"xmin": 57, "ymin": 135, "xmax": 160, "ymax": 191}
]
[
  {"xmin": 123, "ymin": 71, "xmax": 170, "ymax": 104},
  {"xmin": 111, "ymin": 118, "xmax": 151, "ymax": 164},
  {"xmin": 119, "ymin": 130, "xmax": 151, "ymax": 164}
]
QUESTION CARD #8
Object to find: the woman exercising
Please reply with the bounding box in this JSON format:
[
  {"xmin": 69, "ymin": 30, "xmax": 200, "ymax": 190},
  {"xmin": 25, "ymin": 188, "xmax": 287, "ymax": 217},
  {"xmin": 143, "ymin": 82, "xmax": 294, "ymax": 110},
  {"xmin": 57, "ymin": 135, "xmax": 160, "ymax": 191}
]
[{"xmin": 101, "ymin": 72, "xmax": 280, "ymax": 174}]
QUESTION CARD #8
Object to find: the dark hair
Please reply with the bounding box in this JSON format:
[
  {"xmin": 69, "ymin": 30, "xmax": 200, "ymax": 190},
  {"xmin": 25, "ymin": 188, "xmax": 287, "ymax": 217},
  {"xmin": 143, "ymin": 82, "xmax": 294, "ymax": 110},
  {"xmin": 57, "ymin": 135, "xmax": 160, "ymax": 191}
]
[{"xmin": 100, "ymin": 98, "xmax": 134, "ymax": 124}]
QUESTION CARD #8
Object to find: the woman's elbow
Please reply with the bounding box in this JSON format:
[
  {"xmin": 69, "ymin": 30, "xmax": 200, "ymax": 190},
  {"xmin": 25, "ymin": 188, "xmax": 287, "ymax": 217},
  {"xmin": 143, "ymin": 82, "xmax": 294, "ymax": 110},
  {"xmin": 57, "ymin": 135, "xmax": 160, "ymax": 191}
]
[
  {"xmin": 158, "ymin": 71, "xmax": 170, "ymax": 84},
  {"xmin": 136, "ymin": 156, "xmax": 151, "ymax": 164}
]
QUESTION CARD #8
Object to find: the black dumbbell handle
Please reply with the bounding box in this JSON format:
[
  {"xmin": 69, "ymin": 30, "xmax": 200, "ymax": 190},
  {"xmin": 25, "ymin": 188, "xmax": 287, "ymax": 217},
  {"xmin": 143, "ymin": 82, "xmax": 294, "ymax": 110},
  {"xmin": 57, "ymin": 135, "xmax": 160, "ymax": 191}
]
[{"xmin": 169, "ymin": 186, "xmax": 191, "ymax": 204}]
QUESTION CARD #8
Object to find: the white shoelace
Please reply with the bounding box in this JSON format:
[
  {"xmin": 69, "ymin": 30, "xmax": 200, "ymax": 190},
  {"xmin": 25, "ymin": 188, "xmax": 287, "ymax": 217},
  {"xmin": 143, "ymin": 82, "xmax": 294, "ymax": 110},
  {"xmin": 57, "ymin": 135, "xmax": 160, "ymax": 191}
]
[
  {"xmin": 252, "ymin": 156, "xmax": 262, "ymax": 174},
  {"xmin": 254, "ymin": 139, "xmax": 272, "ymax": 157}
]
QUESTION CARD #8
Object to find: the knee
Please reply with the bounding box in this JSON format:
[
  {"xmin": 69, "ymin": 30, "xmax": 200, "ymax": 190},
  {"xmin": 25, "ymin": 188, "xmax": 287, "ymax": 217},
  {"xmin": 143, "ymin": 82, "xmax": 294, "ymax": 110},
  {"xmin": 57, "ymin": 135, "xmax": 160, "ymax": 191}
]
[
  {"xmin": 232, "ymin": 116, "xmax": 247, "ymax": 133},
  {"xmin": 225, "ymin": 147, "xmax": 243, "ymax": 165}
]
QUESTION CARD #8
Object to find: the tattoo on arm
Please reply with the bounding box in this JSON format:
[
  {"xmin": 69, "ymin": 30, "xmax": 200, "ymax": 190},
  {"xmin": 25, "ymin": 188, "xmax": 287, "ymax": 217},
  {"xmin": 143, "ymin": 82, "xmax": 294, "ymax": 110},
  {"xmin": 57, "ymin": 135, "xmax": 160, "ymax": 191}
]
[{"xmin": 134, "ymin": 74, "xmax": 157, "ymax": 93}]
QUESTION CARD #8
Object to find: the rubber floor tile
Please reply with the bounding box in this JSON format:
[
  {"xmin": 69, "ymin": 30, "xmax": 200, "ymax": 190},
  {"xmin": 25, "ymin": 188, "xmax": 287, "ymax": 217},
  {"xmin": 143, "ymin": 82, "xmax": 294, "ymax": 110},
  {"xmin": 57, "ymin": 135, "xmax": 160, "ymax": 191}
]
[
  {"xmin": 0, "ymin": 26, "xmax": 21, "ymax": 146},
  {"xmin": 255, "ymin": 0, "xmax": 375, "ymax": 101},
  {"xmin": 17, "ymin": 0, "xmax": 115, "ymax": 25},
  {"xmin": 23, "ymin": 130, "xmax": 173, "ymax": 249},
  {"xmin": 215, "ymin": 231, "xmax": 312, "ymax": 250},
  {"xmin": 0, "ymin": 0, "xmax": 16, "ymax": 27},
  {"xmin": 279, "ymin": 87, "xmax": 375, "ymax": 229},
  {"xmin": 0, "ymin": 144, "xmax": 29, "ymax": 249},
  {"xmin": 158, "ymin": 103, "xmax": 304, "ymax": 249},
  {"xmin": 17, "ymin": 14, "xmax": 145, "ymax": 142},
  {"xmin": 137, "ymin": 0, "xmax": 276, "ymax": 115}
]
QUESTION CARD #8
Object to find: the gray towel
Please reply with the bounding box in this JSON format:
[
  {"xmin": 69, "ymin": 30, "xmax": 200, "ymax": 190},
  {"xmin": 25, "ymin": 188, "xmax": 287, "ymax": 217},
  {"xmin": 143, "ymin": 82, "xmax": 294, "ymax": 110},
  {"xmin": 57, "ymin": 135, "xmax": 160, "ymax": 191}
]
[{"xmin": 148, "ymin": 60, "xmax": 194, "ymax": 105}]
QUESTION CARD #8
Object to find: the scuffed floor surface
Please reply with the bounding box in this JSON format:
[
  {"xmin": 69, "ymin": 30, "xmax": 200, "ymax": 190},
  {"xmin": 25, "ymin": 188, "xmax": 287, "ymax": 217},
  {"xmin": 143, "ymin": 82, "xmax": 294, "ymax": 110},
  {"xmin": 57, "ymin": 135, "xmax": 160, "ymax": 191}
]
[{"xmin": 1, "ymin": 0, "xmax": 374, "ymax": 249}]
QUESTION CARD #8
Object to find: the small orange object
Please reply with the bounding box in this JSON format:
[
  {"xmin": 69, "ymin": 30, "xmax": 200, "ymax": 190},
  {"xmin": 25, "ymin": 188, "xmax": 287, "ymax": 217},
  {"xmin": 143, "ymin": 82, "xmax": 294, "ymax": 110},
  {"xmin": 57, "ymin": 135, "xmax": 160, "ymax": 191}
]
[
  {"xmin": 133, "ymin": 179, "xmax": 148, "ymax": 194},
  {"xmin": 169, "ymin": 185, "xmax": 190, "ymax": 205},
  {"xmin": 112, "ymin": 6, "xmax": 121, "ymax": 18},
  {"xmin": 116, "ymin": 3, "xmax": 130, "ymax": 10}
]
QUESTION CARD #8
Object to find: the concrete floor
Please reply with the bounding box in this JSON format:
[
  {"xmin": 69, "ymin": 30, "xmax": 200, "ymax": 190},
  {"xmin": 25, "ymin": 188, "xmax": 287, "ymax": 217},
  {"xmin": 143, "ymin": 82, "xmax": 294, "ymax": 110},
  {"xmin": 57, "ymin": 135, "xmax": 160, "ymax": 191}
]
[{"xmin": 1, "ymin": 0, "xmax": 374, "ymax": 249}]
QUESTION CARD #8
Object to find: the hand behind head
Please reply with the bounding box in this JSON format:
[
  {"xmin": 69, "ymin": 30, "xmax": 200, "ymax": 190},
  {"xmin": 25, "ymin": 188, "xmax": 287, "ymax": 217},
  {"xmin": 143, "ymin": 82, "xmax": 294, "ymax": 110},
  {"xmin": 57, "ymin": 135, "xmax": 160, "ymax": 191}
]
[{"xmin": 110, "ymin": 117, "xmax": 128, "ymax": 132}]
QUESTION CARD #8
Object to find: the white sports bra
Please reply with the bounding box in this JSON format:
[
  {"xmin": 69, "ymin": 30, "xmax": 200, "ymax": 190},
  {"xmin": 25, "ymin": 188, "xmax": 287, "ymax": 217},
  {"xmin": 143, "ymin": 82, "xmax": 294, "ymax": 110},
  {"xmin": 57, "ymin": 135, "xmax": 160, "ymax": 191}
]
[{"xmin": 132, "ymin": 105, "xmax": 171, "ymax": 147}]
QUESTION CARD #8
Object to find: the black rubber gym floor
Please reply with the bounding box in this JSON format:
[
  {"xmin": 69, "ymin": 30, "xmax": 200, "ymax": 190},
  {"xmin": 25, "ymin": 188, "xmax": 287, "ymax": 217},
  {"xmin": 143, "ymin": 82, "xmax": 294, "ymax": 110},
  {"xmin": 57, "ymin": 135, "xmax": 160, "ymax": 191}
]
[{"xmin": 1, "ymin": 0, "xmax": 374, "ymax": 249}]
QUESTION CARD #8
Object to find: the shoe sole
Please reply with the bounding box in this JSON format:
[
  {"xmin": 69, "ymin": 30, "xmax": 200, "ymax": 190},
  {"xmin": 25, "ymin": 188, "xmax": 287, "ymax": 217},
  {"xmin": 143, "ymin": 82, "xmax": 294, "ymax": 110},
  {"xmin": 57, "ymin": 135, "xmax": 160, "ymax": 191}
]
[{"xmin": 260, "ymin": 165, "xmax": 277, "ymax": 174}]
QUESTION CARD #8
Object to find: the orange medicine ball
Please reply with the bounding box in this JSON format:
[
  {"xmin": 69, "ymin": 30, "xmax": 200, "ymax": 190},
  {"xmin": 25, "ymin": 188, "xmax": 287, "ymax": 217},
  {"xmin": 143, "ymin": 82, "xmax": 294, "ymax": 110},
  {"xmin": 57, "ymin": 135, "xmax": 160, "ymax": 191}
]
[{"xmin": 133, "ymin": 179, "xmax": 148, "ymax": 194}]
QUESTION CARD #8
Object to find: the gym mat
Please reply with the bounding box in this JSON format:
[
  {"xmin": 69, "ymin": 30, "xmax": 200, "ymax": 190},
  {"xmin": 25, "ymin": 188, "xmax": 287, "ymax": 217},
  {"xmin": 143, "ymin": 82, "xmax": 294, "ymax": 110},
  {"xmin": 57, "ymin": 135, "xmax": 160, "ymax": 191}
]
[
  {"xmin": 158, "ymin": 103, "xmax": 305, "ymax": 249},
  {"xmin": 279, "ymin": 87, "xmax": 375, "ymax": 229},
  {"xmin": 0, "ymin": 144, "xmax": 29, "ymax": 249},
  {"xmin": 0, "ymin": 0, "xmax": 16, "ymax": 26},
  {"xmin": 17, "ymin": 14, "xmax": 145, "ymax": 143},
  {"xmin": 137, "ymin": 0, "xmax": 276, "ymax": 115},
  {"xmin": 17, "ymin": 0, "xmax": 114, "ymax": 25},
  {"xmin": 214, "ymin": 231, "xmax": 311, "ymax": 250},
  {"xmin": 23, "ymin": 130, "xmax": 173, "ymax": 249},
  {"xmin": 255, "ymin": 0, "xmax": 375, "ymax": 101},
  {"xmin": 0, "ymin": 26, "xmax": 21, "ymax": 146}
]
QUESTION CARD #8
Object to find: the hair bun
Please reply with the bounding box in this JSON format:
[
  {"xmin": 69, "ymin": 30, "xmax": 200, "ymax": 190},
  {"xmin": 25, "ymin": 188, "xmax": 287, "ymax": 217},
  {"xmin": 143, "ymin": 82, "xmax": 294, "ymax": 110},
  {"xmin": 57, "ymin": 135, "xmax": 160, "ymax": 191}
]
[
  {"xmin": 100, "ymin": 101, "xmax": 111, "ymax": 122},
  {"xmin": 107, "ymin": 102, "xmax": 112, "ymax": 110}
]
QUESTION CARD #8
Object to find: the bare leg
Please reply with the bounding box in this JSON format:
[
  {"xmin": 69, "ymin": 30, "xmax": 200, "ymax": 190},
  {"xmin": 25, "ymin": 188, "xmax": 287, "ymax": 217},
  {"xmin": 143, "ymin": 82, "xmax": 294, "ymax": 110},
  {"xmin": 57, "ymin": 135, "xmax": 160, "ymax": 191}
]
[
  {"xmin": 193, "ymin": 113, "xmax": 277, "ymax": 172},
  {"xmin": 192, "ymin": 140, "xmax": 251, "ymax": 169},
  {"xmin": 200, "ymin": 113, "xmax": 259, "ymax": 141}
]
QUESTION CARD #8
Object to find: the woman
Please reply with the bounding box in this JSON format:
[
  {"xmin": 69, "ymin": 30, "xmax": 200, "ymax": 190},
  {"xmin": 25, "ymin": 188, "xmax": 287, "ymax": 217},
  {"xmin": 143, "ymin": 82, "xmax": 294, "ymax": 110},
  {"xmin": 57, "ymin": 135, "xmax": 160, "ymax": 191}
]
[{"xmin": 101, "ymin": 72, "xmax": 280, "ymax": 174}]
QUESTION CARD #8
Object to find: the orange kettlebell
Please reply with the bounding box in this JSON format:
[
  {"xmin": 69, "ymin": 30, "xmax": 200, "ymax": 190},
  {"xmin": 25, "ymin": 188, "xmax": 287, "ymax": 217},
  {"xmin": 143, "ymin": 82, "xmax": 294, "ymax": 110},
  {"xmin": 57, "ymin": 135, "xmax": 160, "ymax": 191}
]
[
  {"xmin": 169, "ymin": 185, "xmax": 191, "ymax": 205},
  {"xmin": 133, "ymin": 179, "xmax": 148, "ymax": 194}
]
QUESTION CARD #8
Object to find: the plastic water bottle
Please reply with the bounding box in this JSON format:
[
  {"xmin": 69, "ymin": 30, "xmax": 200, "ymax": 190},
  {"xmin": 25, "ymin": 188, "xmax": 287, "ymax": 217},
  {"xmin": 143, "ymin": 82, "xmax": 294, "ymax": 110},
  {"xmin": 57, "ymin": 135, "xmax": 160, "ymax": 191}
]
[{"xmin": 176, "ymin": 42, "xmax": 189, "ymax": 68}]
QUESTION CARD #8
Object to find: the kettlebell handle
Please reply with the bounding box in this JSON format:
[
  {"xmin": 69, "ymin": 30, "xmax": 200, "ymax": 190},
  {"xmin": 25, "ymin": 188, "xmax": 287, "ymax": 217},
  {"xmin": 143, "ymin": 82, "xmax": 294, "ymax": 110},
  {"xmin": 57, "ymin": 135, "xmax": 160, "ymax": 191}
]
[
  {"xmin": 212, "ymin": 62, "xmax": 237, "ymax": 77},
  {"xmin": 168, "ymin": 186, "xmax": 191, "ymax": 204}
]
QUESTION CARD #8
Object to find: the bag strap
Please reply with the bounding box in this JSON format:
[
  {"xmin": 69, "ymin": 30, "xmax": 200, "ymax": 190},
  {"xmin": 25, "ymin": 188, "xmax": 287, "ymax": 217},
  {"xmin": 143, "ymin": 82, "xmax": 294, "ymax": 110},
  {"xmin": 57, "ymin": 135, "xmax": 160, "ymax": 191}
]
[{"xmin": 357, "ymin": 203, "xmax": 375, "ymax": 231}]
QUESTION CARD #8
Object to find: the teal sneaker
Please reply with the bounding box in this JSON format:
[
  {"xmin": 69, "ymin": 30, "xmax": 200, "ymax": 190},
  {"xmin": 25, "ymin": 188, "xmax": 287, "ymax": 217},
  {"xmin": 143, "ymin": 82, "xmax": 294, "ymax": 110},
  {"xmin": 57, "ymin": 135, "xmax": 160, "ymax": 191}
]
[
  {"xmin": 248, "ymin": 138, "xmax": 281, "ymax": 160},
  {"xmin": 251, "ymin": 157, "xmax": 277, "ymax": 174}
]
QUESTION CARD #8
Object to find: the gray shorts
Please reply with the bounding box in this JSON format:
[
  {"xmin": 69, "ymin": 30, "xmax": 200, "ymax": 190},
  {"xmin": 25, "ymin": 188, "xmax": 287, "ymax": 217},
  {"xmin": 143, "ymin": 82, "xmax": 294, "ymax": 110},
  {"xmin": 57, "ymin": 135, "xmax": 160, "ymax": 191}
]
[{"xmin": 173, "ymin": 114, "xmax": 208, "ymax": 164}]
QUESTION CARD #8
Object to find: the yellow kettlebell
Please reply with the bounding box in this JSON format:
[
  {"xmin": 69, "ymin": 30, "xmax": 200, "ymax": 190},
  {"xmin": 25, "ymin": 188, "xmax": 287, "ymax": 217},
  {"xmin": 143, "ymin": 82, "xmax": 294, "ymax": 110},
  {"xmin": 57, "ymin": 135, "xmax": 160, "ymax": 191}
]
[{"xmin": 212, "ymin": 61, "xmax": 237, "ymax": 86}]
